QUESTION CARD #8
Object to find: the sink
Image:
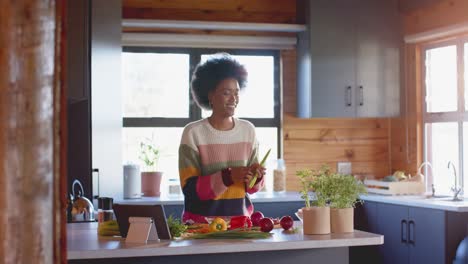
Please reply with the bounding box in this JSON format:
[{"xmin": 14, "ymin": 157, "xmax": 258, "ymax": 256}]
[
  {"xmin": 424, "ymin": 195, "xmax": 451, "ymax": 199},
  {"xmin": 407, "ymin": 195, "xmax": 451, "ymax": 200},
  {"xmin": 421, "ymin": 195, "xmax": 467, "ymax": 202}
]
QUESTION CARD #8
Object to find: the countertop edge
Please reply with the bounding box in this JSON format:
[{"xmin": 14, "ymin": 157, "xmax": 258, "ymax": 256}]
[
  {"xmin": 68, "ymin": 234, "xmax": 383, "ymax": 260},
  {"xmin": 114, "ymin": 192, "xmax": 304, "ymax": 205},
  {"xmin": 360, "ymin": 194, "xmax": 468, "ymax": 212},
  {"xmin": 67, "ymin": 223, "xmax": 383, "ymax": 260}
]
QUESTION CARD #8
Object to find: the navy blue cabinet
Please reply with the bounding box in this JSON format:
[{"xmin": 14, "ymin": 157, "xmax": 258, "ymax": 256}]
[
  {"xmin": 377, "ymin": 203, "xmax": 446, "ymax": 264},
  {"xmin": 377, "ymin": 203, "xmax": 411, "ymax": 264},
  {"xmin": 355, "ymin": 201, "xmax": 465, "ymax": 264},
  {"xmin": 351, "ymin": 201, "xmax": 380, "ymax": 263},
  {"xmin": 407, "ymin": 206, "xmax": 445, "ymax": 264}
]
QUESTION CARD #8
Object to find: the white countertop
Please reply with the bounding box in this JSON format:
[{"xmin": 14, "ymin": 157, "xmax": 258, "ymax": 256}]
[
  {"xmin": 67, "ymin": 222, "xmax": 383, "ymax": 260},
  {"xmin": 360, "ymin": 194, "xmax": 468, "ymax": 212},
  {"xmin": 113, "ymin": 191, "xmax": 468, "ymax": 212},
  {"xmin": 114, "ymin": 191, "xmax": 303, "ymax": 205}
]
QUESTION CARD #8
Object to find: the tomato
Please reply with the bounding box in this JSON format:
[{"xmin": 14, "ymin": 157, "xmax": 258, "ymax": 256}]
[
  {"xmin": 250, "ymin": 211, "xmax": 264, "ymax": 226},
  {"xmin": 280, "ymin": 215, "xmax": 294, "ymax": 230},
  {"xmin": 259, "ymin": 217, "xmax": 274, "ymax": 232}
]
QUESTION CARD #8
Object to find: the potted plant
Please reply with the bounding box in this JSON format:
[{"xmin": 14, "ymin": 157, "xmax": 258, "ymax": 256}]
[
  {"xmin": 327, "ymin": 172, "xmax": 367, "ymax": 233},
  {"xmin": 139, "ymin": 136, "xmax": 163, "ymax": 197},
  {"xmin": 296, "ymin": 166, "xmax": 333, "ymax": 235}
]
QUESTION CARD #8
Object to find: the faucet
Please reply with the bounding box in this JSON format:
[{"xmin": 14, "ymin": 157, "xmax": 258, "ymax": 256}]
[
  {"xmin": 447, "ymin": 161, "xmax": 462, "ymax": 201},
  {"xmin": 418, "ymin": 162, "xmax": 435, "ymax": 197}
]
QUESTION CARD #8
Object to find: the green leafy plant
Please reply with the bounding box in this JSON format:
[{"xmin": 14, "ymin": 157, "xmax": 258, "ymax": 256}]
[
  {"xmin": 309, "ymin": 165, "xmax": 335, "ymax": 207},
  {"xmin": 138, "ymin": 136, "xmax": 160, "ymax": 172},
  {"xmin": 296, "ymin": 165, "xmax": 367, "ymax": 208},
  {"xmin": 167, "ymin": 215, "xmax": 187, "ymax": 238},
  {"xmin": 327, "ymin": 173, "xmax": 367, "ymax": 209},
  {"xmin": 296, "ymin": 165, "xmax": 334, "ymax": 207},
  {"xmin": 296, "ymin": 169, "xmax": 314, "ymax": 208}
]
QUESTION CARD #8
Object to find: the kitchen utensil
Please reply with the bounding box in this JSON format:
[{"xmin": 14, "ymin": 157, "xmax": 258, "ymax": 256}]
[{"xmin": 70, "ymin": 179, "xmax": 95, "ymax": 222}]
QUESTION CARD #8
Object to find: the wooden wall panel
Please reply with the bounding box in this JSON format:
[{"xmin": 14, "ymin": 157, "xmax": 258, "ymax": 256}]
[
  {"xmin": 281, "ymin": 49, "xmax": 296, "ymax": 115},
  {"xmin": 122, "ymin": 0, "xmax": 297, "ymax": 24},
  {"xmin": 123, "ymin": 0, "xmax": 296, "ymax": 13},
  {"xmin": 389, "ymin": 45, "xmax": 422, "ymax": 176},
  {"xmin": 404, "ymin": 0, "xmax": 468, "ymax": 35}
]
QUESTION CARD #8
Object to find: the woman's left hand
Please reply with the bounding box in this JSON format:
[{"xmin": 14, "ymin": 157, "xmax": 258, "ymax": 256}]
[{"xmin": 249, "ymin": 163, "xmax": 266, "ymax": 180}]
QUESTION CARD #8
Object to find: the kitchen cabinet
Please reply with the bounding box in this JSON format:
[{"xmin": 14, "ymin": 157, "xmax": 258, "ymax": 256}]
[
  {"xmin": 66, "ymin": 0, "xmax": 122, "ymax": 204},
  {"xmin": 351, "ymin": 201, "xmax": 379, "ymax": 263},
  {"xmin": 67, "ymin": 0, "xmax": 92, "ymax": 202},
  {"xmin": 298, "ymin": 0, "xmax": 400, "ymax": 118},
  {"xmin": 377, "ymin": 203, "xmax": 445, "ymax": 264},
  {"xmin": 353, "ymin": 201, "xmax": 468, "ymax": 264}
]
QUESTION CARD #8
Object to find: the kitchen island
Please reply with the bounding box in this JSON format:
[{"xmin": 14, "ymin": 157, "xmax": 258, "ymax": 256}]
[{"xmin": 68, "ymin": 222, "xmax": 383, "ymax": 264}]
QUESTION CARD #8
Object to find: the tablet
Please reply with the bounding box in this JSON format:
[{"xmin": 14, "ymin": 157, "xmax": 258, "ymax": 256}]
[{"xmin": 113, "ymin": 204, "xmax": 172, "ymax": 240}]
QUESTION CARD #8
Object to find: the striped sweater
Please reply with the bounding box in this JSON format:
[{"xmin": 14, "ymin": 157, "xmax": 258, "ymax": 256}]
[{"xmin": 178, "ymin": 118, "xmax": 264, "ymax": 223}]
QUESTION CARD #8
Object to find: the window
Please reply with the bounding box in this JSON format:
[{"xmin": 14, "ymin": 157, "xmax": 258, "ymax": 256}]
[
  {"xmin": 422, "ymin": 38, "xmax": 468, "ymax": 196},
  {"xmin": 122, "ymin": 48, "xmax": 281, "ymax": 195}
]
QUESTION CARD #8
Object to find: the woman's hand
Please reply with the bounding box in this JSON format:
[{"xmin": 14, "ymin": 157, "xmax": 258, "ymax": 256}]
[
  {"xmin": 249, "ymin": 163, "xmax": 266, "ymax": 180},
  {"xmin": 230, "ymin": 164, "xmax": 266, "ymax": 184},
  {"xmin": 231, "ymin": 167, "xmax": 252, "ymax": 184}
]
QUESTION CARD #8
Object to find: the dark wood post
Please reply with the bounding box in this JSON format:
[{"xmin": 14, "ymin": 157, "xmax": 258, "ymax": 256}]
[{"xmin": 0, "ymin": 1, "xmax": 66, "ymax": 263}]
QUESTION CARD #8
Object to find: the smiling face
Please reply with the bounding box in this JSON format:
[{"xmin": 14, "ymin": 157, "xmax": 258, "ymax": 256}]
[{"xmin": 208, "ymin": 78, "xmax": 240, "ymax": 118}]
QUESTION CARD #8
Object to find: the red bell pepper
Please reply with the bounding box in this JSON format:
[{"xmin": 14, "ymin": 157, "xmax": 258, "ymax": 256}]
[{"xmin": 229, "ymin": 216, "xmax": 253, "ymax": 230}]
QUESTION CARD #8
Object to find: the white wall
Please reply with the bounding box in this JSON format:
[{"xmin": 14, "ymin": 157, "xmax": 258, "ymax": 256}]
[{"xmin": 91, "ymin": 0, "xmax": 123, "ymax": 198}]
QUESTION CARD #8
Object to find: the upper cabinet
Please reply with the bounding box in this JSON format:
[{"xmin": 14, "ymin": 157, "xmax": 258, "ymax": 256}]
[{"xmin": 297, "ymin": 0, "xmax": 401, "ymax": 118}]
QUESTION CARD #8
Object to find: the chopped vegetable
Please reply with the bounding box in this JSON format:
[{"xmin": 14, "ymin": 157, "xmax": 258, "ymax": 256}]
[
  {"xmin": 249, "ymin": 148, "xmax": 271, "ymax": 188},
  {"xmin": 189, "ymin": 229, "xmax": 272, "ymax": 239},
  {"xmin": 209, "ymin": 217, "xmax": 227, "ymax": 232},
  {"xmin": 167, "ymin": 215, "xmax": 187, "ymax": 238},
  {"xmin": 186, "ymin": 224, "xmax": 211, "ymax": 234},
  {"xmin": 229, "ymin": 216, "xmax": 252, "ymax": 230}
]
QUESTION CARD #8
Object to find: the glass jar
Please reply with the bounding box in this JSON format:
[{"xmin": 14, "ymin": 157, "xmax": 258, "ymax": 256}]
[
  {"xmin": 273, "ymin": 159, "xmax": 286, "ymax": 192},
  {"xmin": 97, "ymin": 197, "xmax": 114, "ymax": 225}
]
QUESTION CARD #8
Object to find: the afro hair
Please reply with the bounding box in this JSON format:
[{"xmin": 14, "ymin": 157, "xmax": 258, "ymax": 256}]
[{"xmin": 191, "ymin": 53, "xmax": 248, "ymax": 110}]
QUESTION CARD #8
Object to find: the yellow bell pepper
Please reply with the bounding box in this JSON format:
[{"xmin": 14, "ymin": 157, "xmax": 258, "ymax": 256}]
[{"xmin": 209, "ymin": 217, "xmax": 227, "ymax": 232}]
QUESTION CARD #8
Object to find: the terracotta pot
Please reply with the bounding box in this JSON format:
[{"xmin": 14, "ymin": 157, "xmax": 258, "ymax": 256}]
[
  {"xmin": 141, "ymin": 171, "xmax": 163, "ymax": 197},
  {"xmin": 302, "ymin": 206, "xmax": 331, "ymax": 235},
  {"xmin": 331, "ymin": 207, "xmax": 354, "ymax": 233}
]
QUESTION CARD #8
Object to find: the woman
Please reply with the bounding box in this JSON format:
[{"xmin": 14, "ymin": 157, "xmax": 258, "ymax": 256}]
[{"xmin": 178, "ymin": 53, "xmax": 266, "ymax": 224}]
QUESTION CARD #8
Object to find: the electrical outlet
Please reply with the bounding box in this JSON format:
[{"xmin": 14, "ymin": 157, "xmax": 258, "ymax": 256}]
[{"xmin": 337, "ymin": 162, "xmax": 352, "ymax": 175}]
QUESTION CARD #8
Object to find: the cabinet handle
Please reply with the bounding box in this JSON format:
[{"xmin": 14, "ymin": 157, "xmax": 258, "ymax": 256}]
[
  {"xmin": 346, "ymin": 86, "xmax": 352, "ymax": 107},
  {"xmin": 359, "ymin": 86, "xmax": 364, "ymax": 106},
  {"xmin": 401, "ymin": 219, "xmax": 407, "ymax": 243},
  {"xmin": 408, "ymin": 220, "xmax": 415, "ymax": 245}
]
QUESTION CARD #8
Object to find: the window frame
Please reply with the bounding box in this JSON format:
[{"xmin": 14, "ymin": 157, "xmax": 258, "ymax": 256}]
[
  {"xmin": 121, "ymin": 46, "xmax": 282, "ymax": 157},
  {"xmin": 421, "ymin": 37, "xmax": 467, "ymax": 192}
]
